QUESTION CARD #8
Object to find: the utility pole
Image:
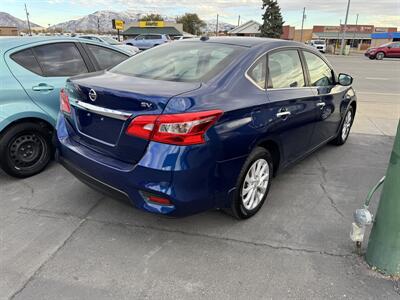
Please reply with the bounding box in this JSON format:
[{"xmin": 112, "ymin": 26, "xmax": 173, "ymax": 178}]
[
  {"xmin": 340, "ymin": 0, "xmax": 351, "ymax": 55},
  {"xmin": 300, "ymin": 7, "xmax": 306, "ymax": 42},
  {"xmin": 24, "ymin": 3, "xmax": 32, "ymax": 36},
  {"xmin": 97, "ymin": 16, "xmax": 100, "ymax": 34},
  {"xmin": 351, "ymin": 13, "xmax": 359, "ymax": 49},
  {"xmin": 237, "ymin": 15, "xmax": 240, "ymax": 27},
  {"xmin": 216, "ymin": 14, "xmax": 219, "ymax": 36}
]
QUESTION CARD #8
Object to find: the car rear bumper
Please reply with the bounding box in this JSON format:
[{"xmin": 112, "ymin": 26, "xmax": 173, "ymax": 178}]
[{"xmin": 55, "ymin": 115, "xmax": 226, "ymax": 217}]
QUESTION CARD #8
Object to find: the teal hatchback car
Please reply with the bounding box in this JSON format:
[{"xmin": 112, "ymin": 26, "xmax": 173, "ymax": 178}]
[{"xmin": 0, "ymin": 37, "xmax": 132, "ymax": 178}]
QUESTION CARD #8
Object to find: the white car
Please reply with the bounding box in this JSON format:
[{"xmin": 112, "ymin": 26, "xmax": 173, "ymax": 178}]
[
  {"xmin": 309, "ymin": 40, "xmax": 326, "ymax": 53},
  {"xmin": 79, "ymin": 35, "xmax": 140, "ymax": 55}
]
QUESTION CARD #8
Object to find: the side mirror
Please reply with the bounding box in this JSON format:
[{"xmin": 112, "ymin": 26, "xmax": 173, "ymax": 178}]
[
  {"xmin": 338, "ymin": 73, "xmax": 353, "ymax": 86},
  {"xmin": 387, "ymin": 45, "xmax": 392, "ymax": 49}
]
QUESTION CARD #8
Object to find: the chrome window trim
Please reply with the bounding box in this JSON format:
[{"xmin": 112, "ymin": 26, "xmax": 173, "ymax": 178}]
[
  {"xmin": 70, "ymin": 100, "xmax": 132, "ymax": 121},
  {"xmin": 245, "ymin": 45, "xmax": 329, "ymax": 92}
]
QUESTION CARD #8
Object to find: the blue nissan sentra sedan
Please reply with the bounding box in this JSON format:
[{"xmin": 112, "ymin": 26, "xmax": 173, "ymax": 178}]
[{"xmin": 56, "ymin": 37, "xmax": 356, "ymax": 219}]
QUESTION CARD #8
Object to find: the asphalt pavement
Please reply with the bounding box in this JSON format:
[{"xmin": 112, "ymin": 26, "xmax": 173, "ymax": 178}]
[{"xmin": 1, "ymin": 54, "xmax": 399, "ymax": 300}]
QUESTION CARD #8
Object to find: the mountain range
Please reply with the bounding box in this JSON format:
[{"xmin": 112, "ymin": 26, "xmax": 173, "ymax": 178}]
[
  {"xmin": 0, "ymin": 11, "xmax": 41, "ymax": 29},
  {"xmin": 0, "ymin": 10, "xmax": 235, "ymax": 33}
]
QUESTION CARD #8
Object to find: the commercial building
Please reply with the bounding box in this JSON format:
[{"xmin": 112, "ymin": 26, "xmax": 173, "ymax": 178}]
[
  {"xmin": 0, "ymin": 26, "xmax": 18, "ymax": 36},
  {"xmin": 370, "ymin": 31, "xmax": 400, "ymax": 47},
  {"xmin": 228, "ymin": 21, "xmax": 294, "ymax": 40},
  {"xmin": 228, "ymin": 21, "xmax": 397, "ymax": 52},
  {"xmin": 122, "ymin": 21, "xmax": 183, "ymax": 39}
]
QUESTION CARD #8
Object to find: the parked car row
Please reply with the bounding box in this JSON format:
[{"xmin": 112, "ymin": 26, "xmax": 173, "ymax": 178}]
[
  {"xmin": 1, "ymin": 36, "xmax": 357, "ymax": 219},
  {"xmin": 78, "ymin": 35, "xmax": 140, "ymax": 55}
]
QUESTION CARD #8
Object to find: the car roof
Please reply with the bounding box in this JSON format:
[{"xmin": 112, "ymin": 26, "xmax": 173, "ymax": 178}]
[
  {"xmin": 0, "ymin": 36, "xmax": 131, "ymax": 55},
  {"xmin": 180, "ymin": 36, "xmax": 307, "ymax": 49}
]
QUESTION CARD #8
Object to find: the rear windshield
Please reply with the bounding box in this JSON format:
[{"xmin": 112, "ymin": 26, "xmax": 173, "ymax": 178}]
[
  {"xmin": 313, "ymin": 40, "xmax": 325, "ymax": 45},
  {"xmin": 111, "ymin": 42, "xmax": 244, "ymax": 82}
]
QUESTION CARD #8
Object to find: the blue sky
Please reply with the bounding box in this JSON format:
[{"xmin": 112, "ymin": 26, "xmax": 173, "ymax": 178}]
[{"xmin": 3, "ymin": 0, "xmax": 399, "ymax": 28}]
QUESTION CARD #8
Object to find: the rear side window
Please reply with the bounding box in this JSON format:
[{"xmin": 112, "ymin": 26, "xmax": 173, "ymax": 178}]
[
  {"xmin": 146, "ymin": 35, "xmax": 161, "ymax": 40},
  {"xmin": 247, "ymin": 55, "xmax": 266, "ymax": 89},
  {"xmin": 112, "ymin": 42, "xmax": 244, "ymax": 82},
  {"xmin": 33, "ymin": 43, "xmax": 88, "ymax": 77},
  {"xmin": 268, "ymin": 50, "xmax": 305, "ymax": 89},
  {"xmin": 11, "ymin": 49, "xmax": 42, "ymax": 75},
  {"xmin": 303, "ymin": 51, "xmax": 334, "ymax": 86},
  {"xmin": 86, "ymin": 44, "xmax": 128, "ymax": 69}
]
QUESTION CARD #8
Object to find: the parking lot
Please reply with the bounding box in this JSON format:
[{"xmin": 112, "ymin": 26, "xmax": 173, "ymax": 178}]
[{"xmin": 1, "ymin": 54, "xmax": 399, "ymax": 299}]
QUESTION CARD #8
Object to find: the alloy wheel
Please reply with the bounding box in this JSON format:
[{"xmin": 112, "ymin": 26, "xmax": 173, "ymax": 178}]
[
  {"xmin": 341, "ymin": 111, "xmax": 352, "ymax": 141},
  {"xmin": 241, "ymin": 158, "xmax": 270, "ymax": 210}
]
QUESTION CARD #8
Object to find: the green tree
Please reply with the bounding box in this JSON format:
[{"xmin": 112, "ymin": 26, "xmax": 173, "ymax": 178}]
[
  {"xmin": 260, "ymin": 0, "xmax": 284, "ymax": 38},
  {"xmin": 140, "ymin": 14, "xmax": 164, "ymax": 21},
  {"xmin": 176, "ymin": 13, "xmax": 206, "ymax": 35}
]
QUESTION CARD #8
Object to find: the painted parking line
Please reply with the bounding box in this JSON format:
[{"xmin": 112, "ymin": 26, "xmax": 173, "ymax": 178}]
[
  {"xmin": 357, "ymin": 91, "xmax": 400, "ymax": 96},
  {"xmin": 365, "ymin": 77, "xmax": 391, "ymax": 80}
]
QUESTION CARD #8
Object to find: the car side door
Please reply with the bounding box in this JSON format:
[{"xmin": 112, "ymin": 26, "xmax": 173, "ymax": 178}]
[
  {"xmin": 387, "ymin": 42, "xmax": 400, "ymax": 57},
  {"xmin": 81, "ymin": 43, "xmax": 130, "ymax": 70},
  {"xmin": 5, "ymin": 42, "xmax": 92, "ymax": 120},
  {"xmin": 265, "ymin": 49, "xmax": 317, "ymax": 164},
  {"xmin": 301, "ymin": 50, "xmax": 345, "ymax": 147},
  {"xmin": 133, "ymin": 35, "xmax": 145, "ymax": 48}
]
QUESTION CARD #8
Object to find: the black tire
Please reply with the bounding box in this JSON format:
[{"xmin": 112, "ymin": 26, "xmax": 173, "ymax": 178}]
[
  {"xmin": 0, "ymin": 122, "xmax": 53, "ymax": 178},
  {"xmin": 331, "ymin": 107, "xmax": 354, "ymax": 146},
  {"xmin": 227, "ymin": 147, "xmax": 273, "ymax": 219},
  {"xmin": 376, "ymin": 52, "xmax": 384, "ymax": 60}
]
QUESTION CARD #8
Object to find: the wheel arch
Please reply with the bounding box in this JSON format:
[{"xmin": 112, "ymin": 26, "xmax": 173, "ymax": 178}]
[
  {"xmin": 0, "ymin": 115, "xmax": 54, "ymax": 139},
  {"xmin": 256, "ymin": 138, "xmax": 281, "ymax": 176}
]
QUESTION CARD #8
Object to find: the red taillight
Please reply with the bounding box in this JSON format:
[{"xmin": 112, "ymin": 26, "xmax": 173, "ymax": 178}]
[
  {"xmin": 60, "ymin": 88, "xmax": 71, "ymax": 114},
  {"xmin": 126, "ymin": 110, "xmax": 223, "ymax": 145}
]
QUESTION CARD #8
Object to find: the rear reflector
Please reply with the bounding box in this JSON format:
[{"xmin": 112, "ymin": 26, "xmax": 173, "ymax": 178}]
[
  {"xmin": 126, "ymin": 110, "xmax": 223, "ymax": 145},
  {"xmin": 60, "ymin": 88, "xmax": 71, "ymax": 114},
  {"xmin": 147, "ymin": 195, "xmax": 172, "ymax": 206}
]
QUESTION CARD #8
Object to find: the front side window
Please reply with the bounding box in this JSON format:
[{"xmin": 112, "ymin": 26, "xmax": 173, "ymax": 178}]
[
  {"xmin": 33, "ymin": 43, "xmax": 88, "ymax": 77},
  {"xmin": 111, "ymin": 42, "xmax": 244, "ymax": 82},
  {"xmin": 268, "ymin": 50, "xmax": 305, "ymax": 89},
  {"xmin": 247, "ymin": 55, "xmax": 266, "ymax": 89},
  {"xmin": 86, "ymin": 44, "xmax": 128, "ymax": 69},
  {"xmin": 303, "ymin": 51, "xmax": 334, "ymax": 87},
  {"xmin": 11, "ymin": 48, "xmax": 42, "ymax": 75}
]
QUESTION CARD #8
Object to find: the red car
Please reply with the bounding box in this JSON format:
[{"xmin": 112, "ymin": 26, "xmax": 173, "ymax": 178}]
[{"xmin": 365, "ymin": 42, "xmax": 400, "ymax": 60}]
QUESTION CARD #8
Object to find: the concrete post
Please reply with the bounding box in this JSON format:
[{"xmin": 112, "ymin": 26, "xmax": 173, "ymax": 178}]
[{"xmin": 366, "ymin": 121, "xmax": 400, "ymax": 276}]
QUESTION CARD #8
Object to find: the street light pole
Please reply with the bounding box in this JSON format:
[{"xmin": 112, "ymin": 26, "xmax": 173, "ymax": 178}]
[
  {"xmin": 300, "ymin": 7, "xmax": 306, "ymax": 43},
  {"xmin": 24, "ymin": 3, "xmax": 32, "ymax": 36},
  {"xmin": 340, "ymin": 0, "xmax": 351, "ymax": 55},
  {"xmin": 216, "ymin": 14, "xmax": 219, "ymax": 36}
]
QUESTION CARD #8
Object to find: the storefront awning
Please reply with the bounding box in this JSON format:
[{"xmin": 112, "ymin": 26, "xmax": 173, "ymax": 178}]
[{"xmin": 313, "ymin": 32, "xmax": 371, "ymax": 40}]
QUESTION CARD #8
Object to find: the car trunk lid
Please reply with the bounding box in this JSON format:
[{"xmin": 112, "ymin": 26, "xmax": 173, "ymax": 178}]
[{"xmin": 66, "ymin": 71, "xmax": 201, "ymax": 163}]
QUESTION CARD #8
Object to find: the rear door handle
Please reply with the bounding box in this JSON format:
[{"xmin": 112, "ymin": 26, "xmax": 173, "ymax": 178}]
[
  {"xmin": 32, "ymin": 84, "xmax": 54, "ymax": 92},
  {"xmin": 316, "ymin": 102, "xmax": 326, "ymax": 108},
  {"xmin": 276, "ymin": 111, "xmax": 291, "ymax": 118}
]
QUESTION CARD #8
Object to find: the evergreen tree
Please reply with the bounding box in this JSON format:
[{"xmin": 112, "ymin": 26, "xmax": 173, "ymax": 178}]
[
  {"xmin": 176, "ymin": 13, "xmax": 206, "ymax": 35},
  {"xmin": 260, "ymin": 0, "xmax": 284, "ymax": 38}
]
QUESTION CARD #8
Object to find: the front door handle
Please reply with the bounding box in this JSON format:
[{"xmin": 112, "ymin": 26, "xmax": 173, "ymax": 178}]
[
  {"xmin": 316, "ymin": 102, "xmax": 326, "ymax": 109},
  {"xmin": 32, "ymin": 84, "xmax": 54, "ymax": 92},
  {"xmin": 276, "ymin": 111, "xmax": 291, "ymax": 118}
]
